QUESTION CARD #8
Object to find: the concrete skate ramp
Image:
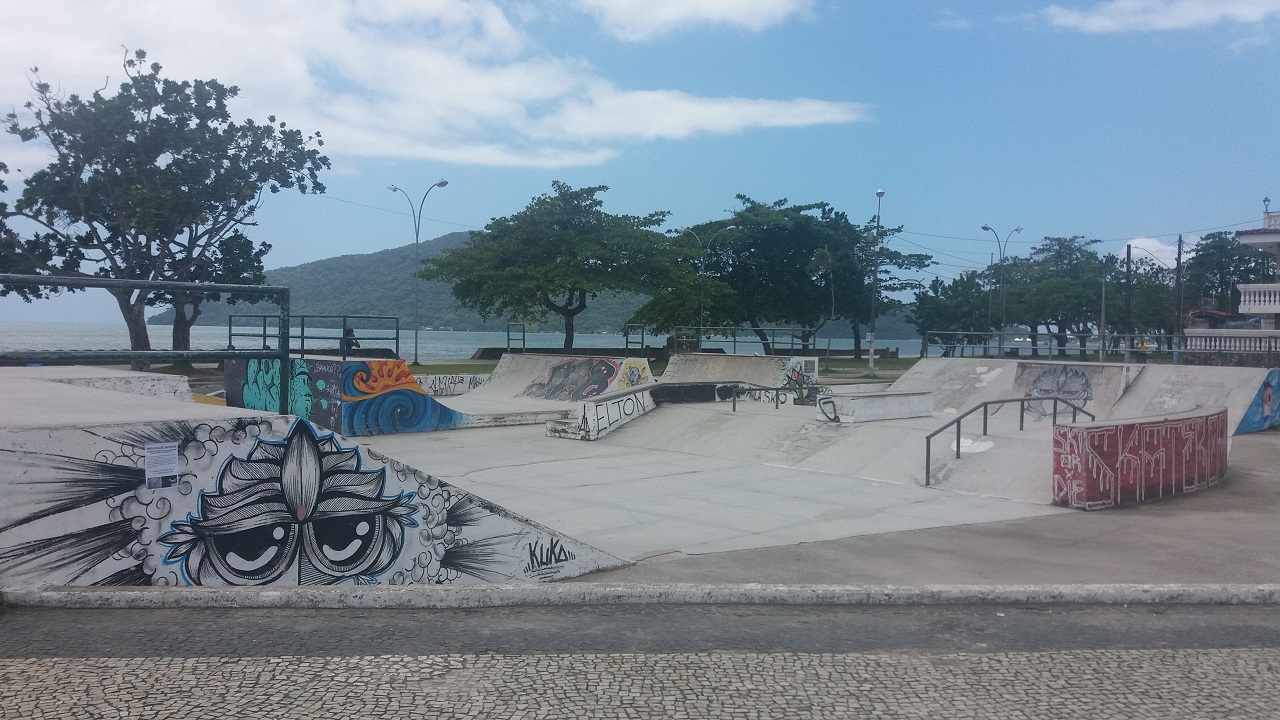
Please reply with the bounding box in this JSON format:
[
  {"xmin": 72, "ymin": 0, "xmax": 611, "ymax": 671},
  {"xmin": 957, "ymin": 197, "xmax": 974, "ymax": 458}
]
[
  {"xmin": 661, "ymin": 353, "xmax": 791, "ymax": 388},
  {"xmin": 445, "ymin": 354, "xmax": 654, "ymax": 419},
  {"xmin": 0, "ymin": 365, "xmax": 192, "ymax": 402},
  {"xmin": 0, "ymin": 371, "xmax": 624, "ymax": 588},
  {"xmin": 1107, "ymin": 364, "xmax": 1272, "ymax": 433},
  {"xmin": 891, "ymin": 358, "xmax": 1141, "ymax": 420},
  {"xmin": 890, "ymin": 358, "xmax": 1020, "ymax": 414}
]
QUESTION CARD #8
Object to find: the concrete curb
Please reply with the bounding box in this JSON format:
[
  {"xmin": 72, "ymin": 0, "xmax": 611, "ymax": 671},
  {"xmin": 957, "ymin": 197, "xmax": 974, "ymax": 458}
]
[{"xmin": 4, "ymin": 583, "xmax": 1280, "ymax": 609}]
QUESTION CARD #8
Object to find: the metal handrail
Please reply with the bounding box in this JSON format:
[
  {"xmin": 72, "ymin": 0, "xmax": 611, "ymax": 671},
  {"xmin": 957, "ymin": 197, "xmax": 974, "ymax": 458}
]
[
  {"xmin": 0, "ymin": 274, "xmax": 292, "ymax": 414},
  {"xmin": 923, "ymin": 396, "xmax": 1095, "ymax": 486}
]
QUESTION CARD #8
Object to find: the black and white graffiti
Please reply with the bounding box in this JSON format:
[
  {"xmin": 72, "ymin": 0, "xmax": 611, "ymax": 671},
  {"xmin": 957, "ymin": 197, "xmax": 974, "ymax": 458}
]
[
  {"xmin": 160, "ymin": 421, "xmax": 417, "ymax": 586},
  {"xmin": 0, "ymin": 417, "xmax": 623, "ymax": 588},
  {"xmin": 1024, "ymin": 366, "xmax": 1093, "ymax": 420}
]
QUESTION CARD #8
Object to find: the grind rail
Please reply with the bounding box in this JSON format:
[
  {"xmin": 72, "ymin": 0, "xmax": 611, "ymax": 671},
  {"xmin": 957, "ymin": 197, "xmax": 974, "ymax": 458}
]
[{"xmin": 924, "ymin": 396, "xmax": 1094, "ymax": 486}]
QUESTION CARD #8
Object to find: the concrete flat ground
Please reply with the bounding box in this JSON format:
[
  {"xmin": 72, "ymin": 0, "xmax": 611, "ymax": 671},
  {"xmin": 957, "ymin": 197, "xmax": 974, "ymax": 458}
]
[
  {"xmin": 362, "ymin": 398, "xmax": 1072, "ymax": 563},
  {"xmin": 364, "ymin": 395, "xmax": 1280, "ymax": 585}
]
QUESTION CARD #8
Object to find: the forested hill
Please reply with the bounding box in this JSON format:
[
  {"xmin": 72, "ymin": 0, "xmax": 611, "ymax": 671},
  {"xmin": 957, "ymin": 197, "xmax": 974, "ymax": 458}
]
[
  {"xmin": 147, "ymin": 231, "xmax": 649, "ymax": 332},
  {"xmin": 147, "ymin": 230, "xmax": 918, "ymax": 337}
]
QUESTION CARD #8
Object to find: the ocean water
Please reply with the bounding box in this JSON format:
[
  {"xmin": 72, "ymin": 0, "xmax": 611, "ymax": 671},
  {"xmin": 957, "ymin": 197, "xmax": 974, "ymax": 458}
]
[{"xmin": 0, "ymin": 321, "xmax": 924, "ymax": 360}]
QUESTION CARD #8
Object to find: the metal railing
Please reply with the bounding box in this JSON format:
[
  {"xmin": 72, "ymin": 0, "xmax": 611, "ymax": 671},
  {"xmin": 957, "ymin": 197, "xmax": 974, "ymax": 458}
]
[
  {"xmin": 924, "ymin": 329, "xmax": 1280, "ymax": 364},
  {"xmin": 923, "ymin": 396, "xmax": 1094, "ymax": 486},
  {"xmin": 0, "ymin": 274, "xmax": 292, "ymax": 414},
  {"xmin": 506, "ymin": 322, "xmax": 526, "ymax": 354},
  {"xmin": 228, "ymin": 314, "xmax": 399, "ymax": 361},
  {"xmin": 624, "ymin": 324, "xmax": 647, "ymax": 357}
]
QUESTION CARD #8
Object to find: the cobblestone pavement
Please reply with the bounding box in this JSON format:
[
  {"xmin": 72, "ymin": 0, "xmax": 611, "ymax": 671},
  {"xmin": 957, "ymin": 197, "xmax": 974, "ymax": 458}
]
[
  {"xmin": 3, "ymin": 605, "xmax": 1279, "ymax": 719},
  {"xmin": 2, "ymin": 649, "xmax": 1278, "ymax": 719}
]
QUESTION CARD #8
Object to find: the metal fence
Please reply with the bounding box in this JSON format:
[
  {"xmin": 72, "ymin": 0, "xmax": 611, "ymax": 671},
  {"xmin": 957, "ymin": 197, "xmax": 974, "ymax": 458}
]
[
  {"xmin": 228, "ymin": 314, "xmax": 400, "ymax": 361},
  {"xmin": 0, "ymin": 274, "xmax": 292, "ymax": 413},
  {"xmin": 924, "ymin": 329, "xmax": 1280, "ymax": 365}
]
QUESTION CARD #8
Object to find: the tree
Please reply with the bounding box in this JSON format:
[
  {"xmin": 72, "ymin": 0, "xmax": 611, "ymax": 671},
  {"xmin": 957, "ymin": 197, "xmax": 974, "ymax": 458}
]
[
  {"xmin": 1184, "ymin": 231, "xmax": 1274, "ymax": 315},
  {"xmin": 421, "ymin": 181, "xmax": 671, "ymax": 348},
  {"xmin": 632, "ymin": 196, "xmax": 928, "ymax": 355},
  {"xmin": 1020, "ymin": 236, "xmax": 1106, "ymax": 357},
  {"xmin": 151, "ymin": 230, "xmax": 271, "ymax": 351},
  {"xmin": 908, "ymin": 272, "xmax": 991, "ymax": 355},
  {"xmin": 0, "ymin": 50, "xmax": 328, "ymax": 353}
]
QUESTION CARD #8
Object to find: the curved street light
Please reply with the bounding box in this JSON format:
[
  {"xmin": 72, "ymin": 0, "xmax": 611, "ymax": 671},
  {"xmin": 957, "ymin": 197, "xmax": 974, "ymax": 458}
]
[
  {"xmin": 677, "ymin": 225, "xmax": 736, "ymax": 331},
  {"xmin": 981, "ymin": 223, "xmax": 1022, "ymax": 356},
  {"xmin": 869, "ymin": 189, "xmax": 885, "ymax": 374},
  {"xmin": 389, "ymin": 179, "xmax": 449, "ymax": 365}
]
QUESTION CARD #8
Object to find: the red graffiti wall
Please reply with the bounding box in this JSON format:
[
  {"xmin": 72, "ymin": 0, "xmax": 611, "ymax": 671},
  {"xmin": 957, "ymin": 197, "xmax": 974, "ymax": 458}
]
[{"xmin": 1052, "ymin": 409, "xmax": 1228, "ymax": 510}]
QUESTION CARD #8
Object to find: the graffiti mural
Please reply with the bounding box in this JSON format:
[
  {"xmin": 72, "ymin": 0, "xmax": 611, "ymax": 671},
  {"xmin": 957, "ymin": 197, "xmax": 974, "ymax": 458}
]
[
  {"xmin": 1236, "ymin": 369, "xmax": 1280, "ymax": 434},
  {"xmin": 0, "ymin": 417, "xmax": 622, "ymax": 588},
  {"xmin": 416, "ymin": 374, "xmax": 488, "ymax": 397},
  {"xmin": 1052, "ymin": 409, "xmax": 1228, "ymax": 510},
  {"xmin": 1024, "ymin": 366, "xmax": 1093, "ymax": 420},
  {"xmin": 341, "ymin": 360, "xmax": 469, "ymax": 436},
  {"xmin": 615, "ymin": 359, "xmax": 651, "ymax": 389},
  {"xmin": 521, "ymin": 358, "xmax": 619, "ymax": 401},
  {"xmin": 783, "ymin": 358, "xmax": 821, "ymax": 405},
  {"xmin": 548, "ymin": 390, "xmax": 656, "ymax": 440},
  {"xmin": 225, "ymin": 359, "xmax": 342, "ymax": 431}
]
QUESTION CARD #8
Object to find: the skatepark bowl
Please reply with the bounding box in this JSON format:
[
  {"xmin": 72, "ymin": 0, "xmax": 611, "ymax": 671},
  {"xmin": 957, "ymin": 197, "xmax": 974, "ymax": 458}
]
[{"xmin": 0, "ymin": 355, "xmax": 1275, "ymax": 589}]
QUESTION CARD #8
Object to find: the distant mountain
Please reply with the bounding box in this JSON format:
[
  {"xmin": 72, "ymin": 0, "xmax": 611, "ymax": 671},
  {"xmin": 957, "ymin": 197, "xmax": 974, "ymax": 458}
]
[
  {"xmin": 147, "ymin": 230, "xmax": 920, "ymax": 339},
  {"xmin": 147, "ymin": 231, "xmax": 648, "ymax": 333}
]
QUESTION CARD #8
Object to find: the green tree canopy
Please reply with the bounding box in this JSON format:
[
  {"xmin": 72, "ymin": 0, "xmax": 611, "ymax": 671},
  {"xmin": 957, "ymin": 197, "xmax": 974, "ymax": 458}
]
[
  {"xmin": 632, "ymin": 196, "xmax": 928, "ymax": 354},
  {"xmin": 1185, "ymin": 231, "xmax": 1274, "ymax": 314},
  {"xmin": 907, "ymin": 272, "xmax": 991, "ymax": 352},
  {"xmin": 420, "ymin": 181, "xmax": 671, "ymax": 348},
  {"xmin": 0, "ymin": 50, "xmax": 329, "ymax": 352}
]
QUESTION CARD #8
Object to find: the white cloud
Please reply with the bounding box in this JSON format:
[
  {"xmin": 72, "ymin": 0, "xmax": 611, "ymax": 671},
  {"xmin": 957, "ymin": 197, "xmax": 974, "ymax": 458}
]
[
  {"xmin": 1044, "ymin": 0, "xmax": 1280, "ymax": 32},
  {"xmin": 573, "ymin": 0, "xmax": 813, "ymax": 41},
  {"xmin": 936, "ymin": 10, "xmax": 974, "ymax": 30},
  {"xmin": 0, "ymin": 0, "xmax": 862, "ymax": 170},
  {"xmin": 1127, "ymin": 237, "xmax": 1179, "ymax": 268}
]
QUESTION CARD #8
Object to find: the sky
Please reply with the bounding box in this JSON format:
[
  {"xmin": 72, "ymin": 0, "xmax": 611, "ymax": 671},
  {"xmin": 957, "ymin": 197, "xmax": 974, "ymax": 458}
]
[{"xmin": 1, "ymin": 0, "xmax": 1278, "ymax": 323}]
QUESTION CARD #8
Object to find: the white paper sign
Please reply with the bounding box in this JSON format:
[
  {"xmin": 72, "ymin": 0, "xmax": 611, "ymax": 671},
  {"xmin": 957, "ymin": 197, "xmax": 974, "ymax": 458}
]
[{"xmin": 145, "ymin": 442, "xmax": 180, "ymax": 489}]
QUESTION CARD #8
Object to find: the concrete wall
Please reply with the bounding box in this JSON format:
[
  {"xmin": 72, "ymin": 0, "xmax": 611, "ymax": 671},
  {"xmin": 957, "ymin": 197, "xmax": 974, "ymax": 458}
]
[
  {"xmin": 1052, "ymin": 408, "xmax": 1228, "ymax": 510},
  {"xmin": 225, "ymin": 358, "xmax": 342, "ymax": 432},
  {"xmin": 340, "ymin": 360, "xmax": 468, "ymax": 435},
  {"xmin": 0, "ymin": 416, "xmax": 622, "ymax": 588},
  {"xmin": 547, "ymin": 389, "xmax": 657, "ymax": 440},
  {"xmin": 816, "ymin": 392, "xmax": 933, "ymax": 424},
  {"xmin": 227, "ymin": 359, "xmax": 470, "ymax": 436},
  {"xmin": 0, "ymin": 366, "xmax": 193, "ymax": 403},
  {"xmin": 415, "ymin": 373, "xmax": 489, "ymax": 397}
]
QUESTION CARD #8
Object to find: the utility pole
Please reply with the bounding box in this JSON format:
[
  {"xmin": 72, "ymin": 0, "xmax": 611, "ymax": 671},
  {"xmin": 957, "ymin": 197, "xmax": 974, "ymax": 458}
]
[
  {"xmin": 1125, "ymin": 244, "xmax": 1133, "ymax": 349},
  {"xmin": 1174, "ymin": 234, "xmax": 1184, "ymax": 364}
]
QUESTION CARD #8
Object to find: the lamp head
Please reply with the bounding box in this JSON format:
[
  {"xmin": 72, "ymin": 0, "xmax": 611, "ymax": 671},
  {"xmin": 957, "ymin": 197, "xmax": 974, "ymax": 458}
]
[
  {"xmin": 876, "ymin": 189, "xmax": 885, "ymax": 198},
  {"xmin": 387, "ymin": 185, "xmax": 398, "ymax": 192},
  {"xmin": 981, "ymin": 225, "xmax": 992, "ymax": 232},
  {"xmin": 434, "ymin": 179, "xmax": 449, "ymax": 188},
  {"xmin": 1013, "ymin": 226, "xmax": 1023, "ymax": 233}
]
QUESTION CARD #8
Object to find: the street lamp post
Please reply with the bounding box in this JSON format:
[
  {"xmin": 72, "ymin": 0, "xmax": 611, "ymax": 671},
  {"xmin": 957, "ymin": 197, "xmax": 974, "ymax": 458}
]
[
  {"xmin": 389, "ymin": 179, "xmax": 449, "ymax": 365},
  {"xmin": 677, "ymin": 225, "xmax": 736, "ymax": 332},
  {"xmin": 981, "ymin": 223, "xmax": 1022, "ymax": 357},
  {"xmin": 869, "ymin": 189, "xmax": 885, "ymax": 374}
]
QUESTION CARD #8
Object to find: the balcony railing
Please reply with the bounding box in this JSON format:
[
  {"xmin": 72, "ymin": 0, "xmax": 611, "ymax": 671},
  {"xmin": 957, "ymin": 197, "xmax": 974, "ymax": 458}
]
[{"xmin": 1238, "ymin": 283, "xmax": 1280, "ymax": 314}]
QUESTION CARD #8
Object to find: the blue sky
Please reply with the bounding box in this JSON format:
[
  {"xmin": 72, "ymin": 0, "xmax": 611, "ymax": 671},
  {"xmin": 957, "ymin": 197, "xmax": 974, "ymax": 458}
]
[{"xmin": 2, "ymin": 0, "xmax": 1278, "ymax": 323}]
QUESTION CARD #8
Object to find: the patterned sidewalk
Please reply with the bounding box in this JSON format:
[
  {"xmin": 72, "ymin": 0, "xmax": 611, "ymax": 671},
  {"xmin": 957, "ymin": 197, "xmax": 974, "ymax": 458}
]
[{"xmin": 4, "ymin": 649, "xmax": 1278, "ymax": 719}]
